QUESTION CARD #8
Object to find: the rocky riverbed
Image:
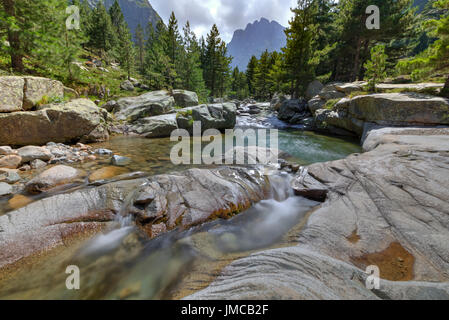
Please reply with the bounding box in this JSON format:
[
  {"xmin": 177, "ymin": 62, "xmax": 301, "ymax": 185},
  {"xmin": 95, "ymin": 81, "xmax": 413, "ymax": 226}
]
[{"xmin": 0, "ymin": 75, "xmax": 448, "ymax": 300}]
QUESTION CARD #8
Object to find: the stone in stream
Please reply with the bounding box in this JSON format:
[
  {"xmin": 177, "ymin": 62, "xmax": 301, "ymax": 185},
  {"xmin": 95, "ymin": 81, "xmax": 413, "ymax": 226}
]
[
  {"xmin": 0, "ymin": 182, "xmax": 13, "ymax": 196},
  {"xmin": 0, "ymin": 178, "xmax": 145, "ymax": 270},
  {"xmin": 94, "ymin": 148, "xmax": 113, "ymax": 155},
  {"xmin": 277, "ymin": 99, "xmax": 310, "ymax": 124},
  {"xmin": 30, "ymin": 159, "xmax": 48, "ymax": 169},
  {"xmin": 22, "ymin": 76, "xmax": 64, "ymax": 110},
  {"xmin": 17, "ymin": 146, "xmax": 52, "ymax": 164},
  {"xmin": 0, "ymin": 146, "xmax": 16, "ymax": 156},
  {"xmin": 0, "ymin": 155, "xmax": 22, "ymax": 169},
  {"xmin": 176, "ymin": 103, "xmax": 237, "ymax": 133},
  {"xmin": 0, "ymin": 170, "xmax": 21, "ymax": 184},
  {"xmin": 307, "ymin": 95, "xmax": 325, "ymax": 114},
  {"xmin": 0, "ymin": 76, "xmax": 64, "ymax": 112},
  {"xmin": 111, "ymin": 155, "xmax": 132, "ymax": 167},
  {"xmin": 188, "ymin": 127, "xmax": 449, "ymax": 300},
  {"xmin": 305, "ymin": 80, "xmax": 324, "ymax": 100},
  {"xmin": 25, "ymin": 165, "xmax": 86, "ymax": 194},
  {"xmin": 8, "ymin": 194, "xmax": 33, "ymax": 210},
  {"xmin": 130, "ymin": 114, "xmax": 178, "ymax": 138},
  {"xmin": 88, "ymin": 166, "xmax": 130, "ymax": 182},
  {"xmin": 0, "ymin": 76, "xmax": 25, "ymax": 112}
]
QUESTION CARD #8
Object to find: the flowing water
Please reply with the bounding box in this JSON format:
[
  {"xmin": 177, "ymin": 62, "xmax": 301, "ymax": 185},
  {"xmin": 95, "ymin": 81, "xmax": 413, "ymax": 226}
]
[{"xmin": 0, "ymin": 113, "xmax": 362, "ymax": 299}]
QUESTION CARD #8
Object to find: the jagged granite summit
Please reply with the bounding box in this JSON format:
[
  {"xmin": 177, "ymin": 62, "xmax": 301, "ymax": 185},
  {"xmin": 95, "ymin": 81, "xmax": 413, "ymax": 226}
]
[{"xmin": 227, "ymin": 18, "xmax": 286, "ymax": 71}]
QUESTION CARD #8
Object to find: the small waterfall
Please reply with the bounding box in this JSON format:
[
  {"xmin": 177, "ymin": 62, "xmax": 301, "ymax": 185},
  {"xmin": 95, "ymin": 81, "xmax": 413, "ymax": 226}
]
[
  {"xmin": 267, "ymin": 171, "xmax": 294, "ymax": 202},
  {"xmin": 81, "ymin": 180, "xmax": 149, "ymax": 255}
]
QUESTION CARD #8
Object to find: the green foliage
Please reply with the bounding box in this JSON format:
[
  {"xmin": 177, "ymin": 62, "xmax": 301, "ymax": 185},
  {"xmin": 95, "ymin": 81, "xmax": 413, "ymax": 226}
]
[
  {"xmin": 230, "ymin": 67, "xmax": 249, "ymax": 100},
  {"xmin": 323, "ymin": 98, "xmax": 340, "ymax": 110},
  {"xmin": 178, "ymin": 21, "xmax": 207, "ymax": 101},
  {"xmin": 282, "ymin": 0, "xmax": 318, "ymax": 97},
  {"xmin": 364, "ymin": 45, "xmax": 388, "ymax": 91},
  {"xmin": 396, "ymin": 0, "xmax": 449, "ymax": 95},
  {"xmin": 202, "ymin": 24, "xmax": 232, "ymax": 97},
  {"xmin": 87, "ymin": 1, "xmax": 117, "ymax": 58}
]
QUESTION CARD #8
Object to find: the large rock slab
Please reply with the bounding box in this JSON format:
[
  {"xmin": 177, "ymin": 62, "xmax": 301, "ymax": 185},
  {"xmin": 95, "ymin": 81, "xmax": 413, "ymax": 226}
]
[
  {"xmin": 127, "ymin": 167, "xmax": 271, "ymax": 238},
  {"xmin": 277, "ymin": 99, "xmax": 310, "ymax": 124},
  {"xmin": 172, "ymin": 90, "xmax": 199, "ymax": 107},
  {"xmin": 115, "ymin": 90, "xmax": 175, "ymax": 121},
  {"xmin": 189, "ymin": 127, "xmax": 449, "ymax": 300},
  {"xmin": 0, "ymin": 167, "xmax": 279, "ymax": 270},
  {"xmin": 22, "ymin": 76, "xmax": 64, "ymax": 110},
  {"xmin": 130, "ymin": 114, "xmax": 178, "ymax": 138},
  {"xmin": 0, "ymin": 179, "xmax": 146, "ymax": 270},
  {"xmin": 176, "ymin": 103, "xmax": 237, "ymax": 133},
  {"xmin": 306, "ymin": 80, "xmax": 324, "ymax": 100},
  {"xmin": 337, "ymin": 93, "xmax": 449, "ymax": 126},
  {"xmin": 0, "ymin": 77, "xmax": 25, "ymax": 112},
  {"xmin": 0, "ymin": 76, "xmax": 64, "ymax": 112},
  {"xmin": 315, "ymin": 93, "xmax": 449, "ymax": 136},
  {"xmin": 0, "ymin": 99, "xmax": 109, "ymax": 146}
]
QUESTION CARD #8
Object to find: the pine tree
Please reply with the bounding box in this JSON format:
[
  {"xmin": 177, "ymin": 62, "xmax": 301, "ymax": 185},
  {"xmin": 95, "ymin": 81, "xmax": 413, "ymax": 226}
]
[
  {"xmin": 109, "ymin": 0, "xmax": 125, "ymax": 33},
  {"xmin": 204, "ymin": 24, "xmax": 227, "ymax": 97},
  {"xmin": 88, "ymin": 1, "xmax": 117, "ymax": 59},
  {"xmin": 179, "ymin": 21, "xmax": 207, "ymax": 99},
  {"xmin": 0, "ymin": 0, "xmax": 68, "ymax": 72},
  {"xmin": 144, "ymin": 19, "xmax": 175, "ymax": 89},
  {"xmin": 254, "ymin": 50, "xmax": 272, "ymax": 100},
  {"xmin": 230, "ymin": 67, "xmax": 249, "ymax": 100},
  {"xmin": 268, "ymin": 52, "xmax": 286, "ymax": 94},
  {"xmin": 282, "ymin": 0, "xmax": 318, "ymax": 97},
  {"xmin": 135, "ymin": 23, "xmax": 145, "ymax": 75},
  {"xmin": 335, "ymin": 0, "xmax": 415, "ymax": 81},
  {"xmin": 216, "ymin": 42, "xmax": 232, "ymax": 97},
  {"xmin": 119, "ymin": 25, "xmax": 135, "ymax": 80},
  {"xmin": 106, "ymin": 1, "xmax": 135, "ymax": 79},
  {"xmin": 246, "ymin": 56, "xmax": 258, "ymax": 96},
  {"xmin": 364, "ymin": 45, "xmax": 387, "ymax": 92}
]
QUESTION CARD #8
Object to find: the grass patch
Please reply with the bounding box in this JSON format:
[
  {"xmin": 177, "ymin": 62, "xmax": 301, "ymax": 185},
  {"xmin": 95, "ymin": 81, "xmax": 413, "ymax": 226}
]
[{"xmin": 323, "ymin": 98, "xmax": 340, "ymax": 110}]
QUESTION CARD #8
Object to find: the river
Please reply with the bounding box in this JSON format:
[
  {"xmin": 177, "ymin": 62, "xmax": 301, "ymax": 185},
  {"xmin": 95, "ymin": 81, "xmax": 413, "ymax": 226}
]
[{"xmin": 0, "ymin": 111, "xmax": 362, "ymax": 299}]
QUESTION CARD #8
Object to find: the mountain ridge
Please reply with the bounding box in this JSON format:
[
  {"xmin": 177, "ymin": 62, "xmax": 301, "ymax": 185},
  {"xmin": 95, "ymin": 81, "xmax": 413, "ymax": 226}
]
[{"xmin": 227, "ymin": 18, "xmax": 286, "ymax": 71}]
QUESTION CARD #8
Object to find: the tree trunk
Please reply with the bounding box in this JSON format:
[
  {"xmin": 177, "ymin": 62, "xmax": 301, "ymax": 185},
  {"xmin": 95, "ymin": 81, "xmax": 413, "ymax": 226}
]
[
  {"xmin": 442, "ymin": 75, "xmax": 449, "ymax": 98},
  {"xmin": 3, "ymin": 0, "xmax": 24, "ymax": 72},
  {"xmin": 351, "ymin": 37, "xmax": 362, "ymax": 82}
]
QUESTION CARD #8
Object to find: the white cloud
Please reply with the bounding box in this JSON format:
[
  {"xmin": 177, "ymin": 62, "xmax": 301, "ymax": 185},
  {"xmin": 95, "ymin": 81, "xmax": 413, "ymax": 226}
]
[{"xmin": 150, "ymin": 0, "xmax": 296, "ymax": 43}]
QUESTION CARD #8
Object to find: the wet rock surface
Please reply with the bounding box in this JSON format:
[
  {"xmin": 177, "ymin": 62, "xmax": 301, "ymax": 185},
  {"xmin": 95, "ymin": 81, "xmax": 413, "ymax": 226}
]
[
  {"xmin": 188, "ymin": 127, "xmax": 449, "ymax": 300},
  {"xmin": 0, "ymin": 166, "xmax": 276, "ymax": 271},
  {"xmin": 0, "ymin": 178, "xmax": 146, "ymax": 269}
]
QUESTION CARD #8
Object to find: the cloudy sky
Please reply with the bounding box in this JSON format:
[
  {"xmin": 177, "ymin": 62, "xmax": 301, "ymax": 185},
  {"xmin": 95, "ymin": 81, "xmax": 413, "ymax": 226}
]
[{"xmin": 151, "ymin": 0, "xmax": 297, "ymax": 43}]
